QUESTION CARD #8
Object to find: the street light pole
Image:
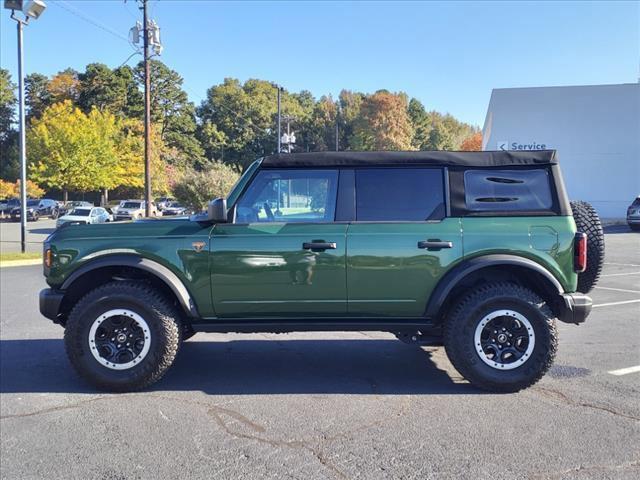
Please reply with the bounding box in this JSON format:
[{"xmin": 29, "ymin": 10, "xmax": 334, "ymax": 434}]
[
  {"xmin": 276, "ymin": 85, "xmax": 281, "ymax": 154},
  {"xmin": 15, "ymin": 15, "xmax": 27, "ymax": 252},
  {"xmin": 6, "ymin": 0, "xmax": 48, "ymax": 253},
  {"xmin": 142, "ymin": 0, "xmax": 152, "ymax": 217}
]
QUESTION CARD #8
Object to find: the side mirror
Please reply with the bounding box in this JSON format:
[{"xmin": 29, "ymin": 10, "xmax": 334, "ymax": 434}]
[{"xmin": 207, "ymin": 197, "xmax": 228, "ymax": 222}]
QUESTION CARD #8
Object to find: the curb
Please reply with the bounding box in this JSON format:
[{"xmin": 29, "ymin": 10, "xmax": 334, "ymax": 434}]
[{"xmin": 0, "ymin": 259, "xmax": 42, "ymax": 268}]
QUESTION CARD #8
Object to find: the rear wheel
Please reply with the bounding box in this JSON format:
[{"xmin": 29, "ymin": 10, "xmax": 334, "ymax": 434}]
[
  {"xmin": 570, "ymin": 200, "xmax": 604, "ymax": 293},
  {"xmin": 64, "ymin": 281, "xmax": 182, "ymax": 392},
  {"xmin": 444, "ymin": 283, "xmax": 557, "ymax": 393}
]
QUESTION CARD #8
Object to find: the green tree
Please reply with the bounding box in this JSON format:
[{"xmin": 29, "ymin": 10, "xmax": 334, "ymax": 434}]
[
  {"xmin": 172, "ymin": 162, "xmax": 240, "ymax": 210},
  {"xmin": 25, "ymin": 73, "xmax": 51, "ymax": 121},
  {"xmin": 426, "ymin": 120, "xmax": 455, "ymax": 150},
  {"xmin": 0, "ymin": 69, "xmax": 19, "ymax": 181},
  {"xmin": 26, "ymin": 101, "xmax": 161, "ymax": 201},
  {"xmin": 198, "ymin": 78, "xmax": 308, "ymax": 167},
  {"xmin": 135, "ymin": 60, "xmax": 203, "ymax": 168},
  {"xmin": 78, "ymin": 63, "xmax": 142, "ymax": 117}
]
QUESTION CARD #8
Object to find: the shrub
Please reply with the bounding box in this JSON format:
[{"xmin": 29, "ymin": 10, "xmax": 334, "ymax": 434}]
[{"xmin": 172, "ymin": 162, "xmax": 240, "ymax": 211}]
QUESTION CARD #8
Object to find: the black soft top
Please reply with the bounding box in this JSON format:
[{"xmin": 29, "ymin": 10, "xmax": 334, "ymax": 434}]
[{"xmin": 261, "ymin": 150, "xmax": 557, "ymax": 168}]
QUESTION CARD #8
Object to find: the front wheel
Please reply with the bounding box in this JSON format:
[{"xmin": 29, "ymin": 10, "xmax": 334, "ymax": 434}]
[
  {"xmin": 444, "ymin": 283, "xmax": 558, "ymax": 393},
  {"xmin": 64, "ymin": 282, "xmax": 182, "ymax": 392}
]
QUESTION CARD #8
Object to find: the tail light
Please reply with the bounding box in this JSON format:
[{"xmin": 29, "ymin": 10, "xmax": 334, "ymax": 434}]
[{"xmin": 574, "ymin": 233, "xmax": 587, "ymax": 272}]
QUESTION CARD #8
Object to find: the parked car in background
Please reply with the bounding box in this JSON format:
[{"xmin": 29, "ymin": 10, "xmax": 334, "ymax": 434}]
[
  {"xmin": 56, "ymin": 206, "xmax": 112, "ymax": 228},
  {"xmin": 627, "ymin": 195, "xmax": 640, "ymax": 231},
  {"xmin": 59, "ymin": 201, "xmax": 94, "ymax": 217},
  {"xmin": 161, "ymin": 201, "xmax": 190, "ymax": 216},
  {"xmin": 10, "ymin": 198, "xmax": 59, "ymax": 221},
  {"xmin": 0, "ymin": 198, "xmax": 19, "ymax": 216},
  {"xmin": 156, "ymin": 197, "xmax": 174, "ymax": 211},
  {"xmin": 113, "ymin": 200, "xmax": 158, "ymax": 221}
]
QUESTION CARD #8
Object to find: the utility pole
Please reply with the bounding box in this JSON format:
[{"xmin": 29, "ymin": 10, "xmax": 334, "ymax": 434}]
[
  {"xmin": 142, "ymin": 0, "xmax": 151, "ymax": 217},
  {"xmin": 335, "ymin": 120, "xmax": 339, "ymax": 152},
  {"xmin": 274, "ymin": 84, "xmax": 282, "ymax": 154}
]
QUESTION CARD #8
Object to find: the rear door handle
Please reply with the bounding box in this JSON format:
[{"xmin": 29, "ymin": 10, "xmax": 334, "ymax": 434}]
[
  {"xmin": 303, "ymin": 241, "xmax": 337, "ymax": 251},
  {"xmin": 418, "ymin": 240, "xmax": 453, "ymax": 250}
]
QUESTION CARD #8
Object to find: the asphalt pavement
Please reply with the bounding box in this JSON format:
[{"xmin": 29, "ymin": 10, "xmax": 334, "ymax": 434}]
[
  {"xmin": 0, "ymin": 228, "xmax": 638, "ymax": 479},
  {"xmin": 0, "ymin": 218, "xmax": 57, "ymax": 254}
]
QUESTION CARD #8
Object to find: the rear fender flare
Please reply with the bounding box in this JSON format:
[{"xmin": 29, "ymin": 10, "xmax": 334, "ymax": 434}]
[{"xmin": 425, "ymin": 254, "xmax": 564, "ymax": 319}]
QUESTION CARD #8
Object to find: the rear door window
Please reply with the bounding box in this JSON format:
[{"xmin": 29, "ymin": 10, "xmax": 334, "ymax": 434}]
[
  {"xmin": 464, "ymin": 169, "xmax": 553, "ymax": 212},
  {"xmin": 355, "ymin": 168, "xmax": 445, "ymax": 221}
]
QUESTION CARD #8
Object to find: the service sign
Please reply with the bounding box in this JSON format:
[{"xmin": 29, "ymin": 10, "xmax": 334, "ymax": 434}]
[{"xmin": 497, "ymin": 140, "xmax": 548, "ymax": 151}]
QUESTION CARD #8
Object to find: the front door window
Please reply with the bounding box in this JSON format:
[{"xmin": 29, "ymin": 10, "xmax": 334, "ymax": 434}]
[{"xmin": 235, "ymin": 169, "xmax": 339, "ymax": 224}]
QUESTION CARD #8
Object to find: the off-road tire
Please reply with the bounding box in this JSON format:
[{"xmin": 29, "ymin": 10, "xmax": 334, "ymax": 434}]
[
  {"xmin": 444, "ymin": 282, "xmax": 558, "ymax": 393},
  {"xmin": 570, "ymin": 200, "xmax": 604, "ymax": 293},
  {"xmin": 50, "ymin": 209, "xmax": 59, "ymax": 220},
  {"xmin": 64, "ymin": 281, "xmax": 182, "ymax": 392},
  {"xmin": 630, "ymin": 224, "xmax": 640, "ymax": 232},
  {"xmin": 31, "ymin": 212, "xmax": 39, "ymax": 222}
]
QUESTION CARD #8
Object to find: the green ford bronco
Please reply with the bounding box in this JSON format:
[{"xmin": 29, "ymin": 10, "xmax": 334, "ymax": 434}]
[{"xmin": 40, "ymin": 150, "xmax": 604, "ymax": 392}]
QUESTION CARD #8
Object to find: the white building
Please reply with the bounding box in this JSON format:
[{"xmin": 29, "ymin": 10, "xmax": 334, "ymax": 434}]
[{"xmin": 482, "ymin": 83, "xmax": 640, "ymax": 219}]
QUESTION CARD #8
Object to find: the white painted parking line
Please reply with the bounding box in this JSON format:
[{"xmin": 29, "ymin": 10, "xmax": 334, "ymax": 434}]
[
  {"xmin": 595, "ymin": 286, "xmax": 640, "ymax": 294},
  {"xmin": 608, "ymin": 365, "xmax": 640, "ymax": 376},
  {"xmin": 600, "ymin": 271, "xmax": 640, "ymax": 277},
  {"xmin": 592, "ymin": 299, "xmax": 640, "ymax": 308},
  {"xmin": 604, "ymin": 262, "xmax": 640, "ymax": 267}
]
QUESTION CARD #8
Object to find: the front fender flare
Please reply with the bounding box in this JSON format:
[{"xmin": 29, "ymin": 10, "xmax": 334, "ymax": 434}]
[
  {"xmin": 425, "ymin": 254, "xmax": 565, "ymax": 319},
  {"xmin": 61, "ymin": 254, "xmax": 199, "ymax": 317}
]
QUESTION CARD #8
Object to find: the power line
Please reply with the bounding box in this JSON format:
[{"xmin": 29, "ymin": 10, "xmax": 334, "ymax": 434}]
[{"xmin": 53, "ymin": 0, "xmax": 132, "ymax": 45}]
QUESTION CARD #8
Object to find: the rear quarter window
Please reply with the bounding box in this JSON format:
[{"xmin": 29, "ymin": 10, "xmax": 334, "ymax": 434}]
[{"xmin": 464, "ymin": 169, "xmax": 553, "ymax": 212}]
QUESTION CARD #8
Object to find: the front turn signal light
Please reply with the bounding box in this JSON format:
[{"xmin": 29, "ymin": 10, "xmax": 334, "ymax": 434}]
[{"xmin": 44, "ymin": 248, "xmax": 52, "ymax": 268}]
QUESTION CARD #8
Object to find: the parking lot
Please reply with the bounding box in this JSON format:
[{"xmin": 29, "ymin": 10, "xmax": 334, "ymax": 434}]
[
  {"xmin": 0, "ymin": 218, "xmax": 57, "ymax": 254},
  {"xmin": 0, "ymin": 227, "xmax": 638, "ymax": 479}
]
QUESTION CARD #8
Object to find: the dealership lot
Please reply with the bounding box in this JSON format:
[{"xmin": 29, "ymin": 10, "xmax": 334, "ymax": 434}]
[
  {"xmin": 1, "ymin": 229, "xmax": 638, "ymax": 479},
  {"xmin": 0, "ymin": 218, "xmax": 56, "ymax": 254}
]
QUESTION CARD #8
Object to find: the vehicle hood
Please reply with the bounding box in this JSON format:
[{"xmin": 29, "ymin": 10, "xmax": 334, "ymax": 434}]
[
  {"xmin": 47, "ymin": 217, "xmax": 212, "ymax": 242},
  {"xmin": 58, "ymin": 214, "xmax": 89, "ymax": 222},
  {"xmin": 116, "ymin": 208, "xmax": 143, "ymax": 214}
]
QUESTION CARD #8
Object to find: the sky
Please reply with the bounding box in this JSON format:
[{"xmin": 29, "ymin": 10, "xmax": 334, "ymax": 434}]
[{"xmin": 1, "ymin": 0, "xmax": 638, "ymax": 127}]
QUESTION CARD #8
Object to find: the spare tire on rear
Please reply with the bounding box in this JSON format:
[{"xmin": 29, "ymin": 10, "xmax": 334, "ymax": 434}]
[{"xmin": 570, "ymin": 200, "xmax": 604, "ymax": 293}]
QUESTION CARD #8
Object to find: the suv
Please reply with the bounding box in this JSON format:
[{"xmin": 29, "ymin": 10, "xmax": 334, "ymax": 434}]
[
  {"xmin": 112, "ymin": 200, "xmax": 157, "ymax": 221},
  {"xmin": 39, "ymin": 151, "xmax": 604, "ymax": 393},
  {"xmin": 627, "ymin": 195, "xmax": 640, "ymax": 231},
  {"xmin": 11, "ymin": 198, "xmax": 59, "ymax": 221}
]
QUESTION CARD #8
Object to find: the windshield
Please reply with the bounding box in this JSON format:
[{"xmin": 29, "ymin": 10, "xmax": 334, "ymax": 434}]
[
  {"xmin": 69, "ymin": 209, "xmax": 91, "ymax": 216},
  {"xmin": 27, "ymin": 200, "xmax": 39, "ymax": 207},
  {"xmin": 122, "ymin": 202, "xmax": 141, "ymax": 209},
  {"xmin": 168, "ymin": 202, "xmax": 184, "ymax": 208}
]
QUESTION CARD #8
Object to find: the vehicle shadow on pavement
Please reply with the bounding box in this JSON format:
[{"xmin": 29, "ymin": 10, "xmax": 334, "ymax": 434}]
[
  {"xmin": 0, "ymin": 338, "xmax": 482, "ymax": 395},
  {"xmin": 603, "ymin": 225, "xmax": 634, "ymax": 235}
]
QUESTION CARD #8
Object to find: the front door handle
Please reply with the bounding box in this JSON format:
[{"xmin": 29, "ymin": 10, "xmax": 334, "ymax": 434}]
[
  {"xmin": 418, "ymin": 240, "xmax": 453, "ymax": 250},
  {"xmin": 303, "ymin": 241, "xmax": 337, "ymax": 251}
]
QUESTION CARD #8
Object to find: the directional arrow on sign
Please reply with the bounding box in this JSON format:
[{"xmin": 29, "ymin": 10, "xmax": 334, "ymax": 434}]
[{"xmin": 497, "ymin": 141, "xmax": 509, "ymax": 151}]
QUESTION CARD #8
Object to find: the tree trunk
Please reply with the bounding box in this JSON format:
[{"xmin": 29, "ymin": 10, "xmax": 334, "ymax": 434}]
[
  {"xmin": 102, "ymin": 188, "xmax": 108, "ymax": 206},
  {"xmin": 63, "ymin": 189, "xmax": 68, "ymax": 203}
]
